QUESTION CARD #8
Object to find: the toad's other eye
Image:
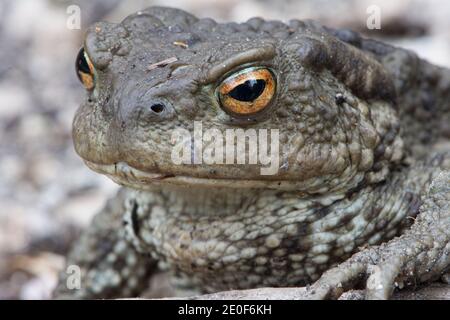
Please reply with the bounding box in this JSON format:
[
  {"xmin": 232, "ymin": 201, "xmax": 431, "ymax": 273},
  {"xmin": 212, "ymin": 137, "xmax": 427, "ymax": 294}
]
[
  {"xmin": 75, "ymin": 48, "xmax": 95, "ymax": 90},
  {"xmin": 217, "ymin": 67, "xmax": 276, "ymax": 116}
]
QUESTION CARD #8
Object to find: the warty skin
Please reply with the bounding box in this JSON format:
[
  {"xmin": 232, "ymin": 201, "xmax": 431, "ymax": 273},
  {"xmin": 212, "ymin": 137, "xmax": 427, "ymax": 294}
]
[{"xmin": 55, "ymin": 7, "xmax": 450, "ymax": 299}]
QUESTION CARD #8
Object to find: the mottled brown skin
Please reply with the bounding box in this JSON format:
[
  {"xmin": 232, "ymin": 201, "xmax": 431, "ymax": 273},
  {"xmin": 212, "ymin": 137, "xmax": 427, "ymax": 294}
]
[{"xmin": 55, "ymin": 7, "xmax": 450, "ymax": 299}]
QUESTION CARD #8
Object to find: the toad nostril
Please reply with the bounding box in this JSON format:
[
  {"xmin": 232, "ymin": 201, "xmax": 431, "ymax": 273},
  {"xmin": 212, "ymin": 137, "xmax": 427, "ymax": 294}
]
[{"xmin": 150, "ymin": 103, "xmax": 165, "ymax": 113}]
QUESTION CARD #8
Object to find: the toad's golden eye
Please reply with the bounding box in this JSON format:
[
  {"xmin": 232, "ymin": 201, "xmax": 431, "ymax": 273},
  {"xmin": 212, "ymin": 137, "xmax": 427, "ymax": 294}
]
[
  {"xmin": 75, "ymin": 48, "xmax": 95, "ymax": 90},
  {"xmin": 217, "ymin": 67, "xmax": 276, "ymax": 116}
]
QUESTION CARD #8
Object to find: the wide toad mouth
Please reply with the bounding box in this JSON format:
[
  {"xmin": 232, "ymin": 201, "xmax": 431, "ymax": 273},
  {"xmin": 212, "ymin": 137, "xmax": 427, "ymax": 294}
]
[{"xmin": 84, "ymin": 160, "xmax": 305, "ymax": 190}]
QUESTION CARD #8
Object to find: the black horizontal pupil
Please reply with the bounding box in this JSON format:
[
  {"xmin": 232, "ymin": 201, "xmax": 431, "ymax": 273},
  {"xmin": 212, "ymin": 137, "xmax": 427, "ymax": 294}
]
[
  {"xmin": 76, "ymin": 48, "xmax": 91, "ymax": 80},
  {"xmin": 229, "ymin": 79, "xmax": 266, "ymax": 102}
]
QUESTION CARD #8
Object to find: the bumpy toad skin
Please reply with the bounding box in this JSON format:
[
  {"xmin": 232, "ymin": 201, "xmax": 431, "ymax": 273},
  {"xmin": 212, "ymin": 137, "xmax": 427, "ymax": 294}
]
[{"xmin": 55, "ymin": 7, "xmax": 450, "ymax": 299}]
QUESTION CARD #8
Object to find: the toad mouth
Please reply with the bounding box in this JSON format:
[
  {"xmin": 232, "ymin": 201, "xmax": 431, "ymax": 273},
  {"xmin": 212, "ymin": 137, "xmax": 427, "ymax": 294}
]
[{"xmin": 84, "ymin": 160, "xmax": 303, "ymax": 190}]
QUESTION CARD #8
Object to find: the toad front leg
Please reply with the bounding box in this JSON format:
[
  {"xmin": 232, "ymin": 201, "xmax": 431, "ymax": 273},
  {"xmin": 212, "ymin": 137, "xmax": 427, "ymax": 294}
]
[
  {"xmin": 54, "ymin": 188, "xmax": 158, "ymax": 299},
  {"xmin": 308, "ymin": 169, "xmax": 450, "ymax": 300}
]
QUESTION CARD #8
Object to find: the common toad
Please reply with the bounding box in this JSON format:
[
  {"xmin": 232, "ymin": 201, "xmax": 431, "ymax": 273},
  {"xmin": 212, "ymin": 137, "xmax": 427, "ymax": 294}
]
[{"xmin": 55, "ymin": 6, "xmax": 449, "ymax": 299}]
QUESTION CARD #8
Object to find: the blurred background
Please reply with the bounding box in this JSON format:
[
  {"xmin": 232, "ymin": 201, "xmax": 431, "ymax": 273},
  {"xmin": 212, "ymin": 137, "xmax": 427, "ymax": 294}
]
[{"xmin": 0, "ymin": 0, "xmax": 449, "ymax": 299}]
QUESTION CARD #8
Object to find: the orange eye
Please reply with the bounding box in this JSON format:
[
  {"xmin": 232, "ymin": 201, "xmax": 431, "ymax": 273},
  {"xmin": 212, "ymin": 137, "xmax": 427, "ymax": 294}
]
[
  {"xmin": 75, "ymin": 48, "xmax": 95, "ymax": 90},
  {"xmin": 217, "ymin": 67, "xmax": 276, "ymax": 116}
]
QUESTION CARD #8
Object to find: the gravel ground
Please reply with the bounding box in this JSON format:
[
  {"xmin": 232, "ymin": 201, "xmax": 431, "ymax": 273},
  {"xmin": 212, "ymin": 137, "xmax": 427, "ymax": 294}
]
[{"xmin": 0, "ymin": 0, "xmax": 449, "ymax": 299}]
